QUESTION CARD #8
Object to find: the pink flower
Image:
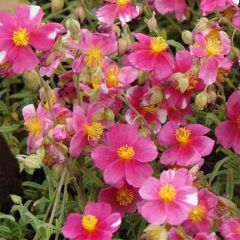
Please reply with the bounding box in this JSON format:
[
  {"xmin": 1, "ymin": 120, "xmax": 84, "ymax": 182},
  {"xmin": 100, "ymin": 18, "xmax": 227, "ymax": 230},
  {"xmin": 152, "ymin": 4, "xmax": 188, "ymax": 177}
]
[
  {"xmin": 219, "ymin": 217, "xmax": 240, "ymax": 240},
  {"xmin": 232, "ymin": 12, "xmax": 240, "ymax": 29},
  {"xmin": 183, "ymin": 189, "xmax": 218, "ymax": 235},
  {"xmin": 0, "ymin": 4, "xmax": 62, "ymax": 74},
  {"xmin": 98, "ymin": 183, "xmax": 140, "ymax": 217},
  {"xmin": 62, "ymin": 202, "xmax": 121, "ymax": 240},
  {"xmin": 70, "ymin": 29, "xmax": 117, "ymax": 72},
  {"xmin": 158, "ymin": 121, "xmax": 214, "ymax": 167},
  {"xmin": 128, "ymin": 33, "xmax": 175, "ymax": 80},
  {"xmin": 92, "ymin": 124, "xmax": 158, "ymax": 188},
  {"xmin": 190, "ymin": 27, "xmax": 232, "ymax": 85},
  {"xmin": 200, "ymin": 0, "xmax": 239, "ymax": 16},
  {"xmin": 96, "ymin": 0, "xmax": 139, "ymax": 25},
  {"xmin": 154, "ymin": 0, "xmax": 188, "ymax": 21},
  {"xmin": 139, "ymin": 168, "xmax": 198, "ymax": 225},
  {"xmin": 69, "ymin": 103, "xmax": 105, "ymax": 157},
  {"xmin": 22, "ymin": 104, "xmax": 53, "ymax": 153},
  {"xmin": 215, "ymin": 91, "xmax": 240, "ymax": 153}
]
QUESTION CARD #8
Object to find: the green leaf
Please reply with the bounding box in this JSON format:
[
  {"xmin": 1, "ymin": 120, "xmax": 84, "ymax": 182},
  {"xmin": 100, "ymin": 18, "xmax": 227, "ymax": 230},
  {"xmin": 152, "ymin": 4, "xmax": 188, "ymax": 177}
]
[
  {"xmin": 226, "ymin": 168, "xmax": 234, "ymax": 200},
  {"xmin": 0, "ymin": 124, "xmax": 21, "ymax": 133},
  {"xmin": 167, "ymin": 40, "xmax": 185, "ymax": 50}
]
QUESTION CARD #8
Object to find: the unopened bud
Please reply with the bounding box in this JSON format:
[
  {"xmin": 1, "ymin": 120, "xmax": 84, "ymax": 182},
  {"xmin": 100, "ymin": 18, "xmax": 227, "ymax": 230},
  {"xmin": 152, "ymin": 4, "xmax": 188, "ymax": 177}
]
[
  {"xmin": 195, "ymin": 17, "xmax": 209, "ymax": 32},
  {"xmin": 229, "ymin": 46, "xmax": 240, "ymax": 61},
  {"xmin": 112, "ymin": 25, "xmax": 121, "ymax": 38},
  {"xmin": 51, "ymin": 0, "xmax": 64, "ymax": 12},
  {"xmin": 195, "ymin": 91, "xmax": 208, "ymax": 110},
  {"xmin": 144, "ymin": 225, "xmax": 168, "ymax": 240},
  {"xmin": 104, "ymin": 108, "xmax": 115, "ymax": 122},
  {"xmin": 145, "ymin": 12, "xmax": 157, "ymax": 32},
  {"xmin": 23, "ymin": 70, "xmax": 41, "ymax": 92},
  {"xmin": 66, "ymin": 18, "xmax": 81, "ymax": 36},
  {"xmin": 171, "ymin": 73, "xmax": 189, "ymax": 93},
  {"xmin": 182, "ymin": 30, "xmax": 193, "ymax": 45},
  {"xmin": 118, "ymin": 38, "xmax": 129, "ymax": 55},
  {"xmin": 149, "ymin": 87, "xmax": 164, "ymax": 105},
  {"xmin": 10, "ymin": 195, "xmax": 22, "ymax": 205},
  {"xmin": 207, "ymin": 88, "xmax": 217, "ymax": 104},
  {"xmin": 75, "ymin": 6, "xmax": 86, "ymax": 23}
]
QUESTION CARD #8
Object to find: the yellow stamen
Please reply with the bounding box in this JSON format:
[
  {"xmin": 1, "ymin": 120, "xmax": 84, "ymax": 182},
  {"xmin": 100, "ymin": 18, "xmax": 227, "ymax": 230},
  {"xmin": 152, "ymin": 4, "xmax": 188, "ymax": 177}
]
[
  {"xmin": 116, "ymin": 187, "xmax": 134, "ymax": 206},
  {"xmin": 13, "ymin": 27, "xmax": 29, "ymax": 46},
  {"xmin": 84, "ymin": 48, "xmax": 103, "ymax": 69},
  {"xmin": 150, "ymin": 37, "xmax": 168, "ymax": 54},
  {"xmin": 159, "ymin": 184, "xmax": 176, "ymax": 203},
  {"xmin": 90, "ymin": 76, "xmax": 101, "ymax": 90},
  {"xmin": 175, "ymin": 127, "xmax": 191, "ymax": 145},
  {"xmin": 205, "ymin": 30, "xmax": 224, "ymax": 56},
  {"xmin": 116, "ymin": 0, "xmax": 130, "ymax": 6},
  {"xmin": 85, "ymin": 122, "xmax": 104, "ymax": 141},
  {"xmin": 24, "ymin": 118, "xmax": 42, "ymax": 134},
  {"xmin": 82, "ymin": 215, "xmax": 98, "ymax": 232},
  {"xmin": 105, "ymin": 65, "xmax": 119, "ymax": 88},
  {"xmin": 117, "ymin": 144, "xmax": 135, "ymax": 160},
  {"xmin": 188, "ymin": 204, "xmax": 206, "ymax": 223}
]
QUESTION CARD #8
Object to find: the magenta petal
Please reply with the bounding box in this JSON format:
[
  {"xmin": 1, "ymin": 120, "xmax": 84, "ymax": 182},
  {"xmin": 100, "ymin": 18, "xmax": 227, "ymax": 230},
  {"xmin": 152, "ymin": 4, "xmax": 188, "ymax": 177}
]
[
  {"xmin": 62, "ymin": 213, "xmax": 82, "ymax": 239},
  {"xmin": 72, "ymin": 105, "xmax": 86, "ymax": 131},
  {"xmin": 125, "ymin": 160, "xmax": 153, "ymax": 187},
  {"xmin": 158, "ymin": 121, "xmax": 178, "ymax": 146},
  {"xmin": 226, "ymin": 91, "xmax": 240, "ymax": 120},
  {"xmin": 69, "ymin": 131, "xmax": 86, "ymax": 157},
  {"xmin": 199, "ymin": 58, "xmax": 218, "ymax": 85},
  {"xmin": 96, "ymin": 4, "xmax": 118, "ymax": 24},
  {"xmin": 232, "ymin": 131, "xmax": 240, "ymax": 154},
  {"xmin": 103, "ymin": 160, "xmax": 125, "ymax": 187},
  {"xmin": 22, "ymin": 104, "xmax": 36, "ymax": 119},
  {"xmin": 85, "ymin": 202, "xmax": 112, "ymax": 220},
  {"xmin": 133, "ymin": 136, "xmax": 158, "ymax": 162},
  {"xmin": 118, "ymin": 4, "xmax": 139, "ymax": 23},
  {"xmin": 139, "ymin": 176, "xmax": 161, "ymax": 200},
  {"xmin": 192, "ymin": 136, "xmax": 214, "ymax": 156},
  {"xmin": 175, "ymin": 49, "xmax": 192, "ymax": 73},
  {"xmin": 92, "ymin": 145, "xmax": 116, "ymax": 169},
  {"xmin": 160, "ymin": 146, "xmax": 179, "ymax": 166},
  {"xmin": 187, "ymin": 124, "xmax": 210, "ymax": 136}
]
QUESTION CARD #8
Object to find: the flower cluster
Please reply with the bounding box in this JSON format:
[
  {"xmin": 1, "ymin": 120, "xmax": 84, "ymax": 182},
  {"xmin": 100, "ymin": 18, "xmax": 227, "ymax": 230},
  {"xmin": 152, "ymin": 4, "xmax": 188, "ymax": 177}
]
[{"xmin": 1, "ymin": 1, "xmax": 240, "ymax": 239}]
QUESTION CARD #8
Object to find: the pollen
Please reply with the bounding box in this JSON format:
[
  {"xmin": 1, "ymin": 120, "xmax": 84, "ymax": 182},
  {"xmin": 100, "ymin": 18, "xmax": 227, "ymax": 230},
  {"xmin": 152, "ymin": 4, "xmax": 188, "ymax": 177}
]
[
  {"xmin": 105, "ymin": 65, "xmax": 119, "ymax": 88},
  {"xmin": 159, "ymin": 184, "xmax": 176, "ymax": 203},
  {"xmin": 82, "ymin": 214, "xmax": 98, "ymax": 232},
  {"xmin": 205, "ymin": 30, "xmax": 224, "ymax": 56},
  {"xmin": 116, "ymin": 0, "xmax": 130, "ymax": 6},
  {"xmin": 85, "ymin": 122, "xmax": 104, "ymax": 141},
  {"xmin": 116, "ymin": 187, "xmax": 134, "ymax": 206},
  {"xmin": 13, "ymin": 27, "xmax": 29, "ymax": 46},
  {"xmin": 24, "ymin": 117, "xmax": 42, "ymax": 134},
  {"xmin": 188, "ymin": 204, "xmax": 206, "ymax": 223},
  {"xmin": 84, "ymin": 48, "xmax": 103, "ymax": 69},
  {"xmin": 186, "ymin": 72, "xmax": 198, "ymax": 91},
  {"xmin": 117, "ymin": 144, "xmax": 135, "ymax": 160},
  {"xmin": 175, "ymin": 127, "xmax": 191, "ymax": 145},
  {"xmin": 150, "ymin": 37, "xmax": 168, "ymax": 54}
]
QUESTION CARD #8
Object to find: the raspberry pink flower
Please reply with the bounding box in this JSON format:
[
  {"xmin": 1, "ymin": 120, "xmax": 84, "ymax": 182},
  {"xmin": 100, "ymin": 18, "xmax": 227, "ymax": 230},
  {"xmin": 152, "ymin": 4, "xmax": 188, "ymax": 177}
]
[
  {"xmin": 69, "ymin": 103, "xmax": 105, "ymax": 157},
  {"xmin": 191, "ymin": 27, "xmax": 232, "ymax": 85},
  {"xmin": 62, "ymin": 202, "xmax": 121, "ymax": 240},
  {"xmin": 183, "ymin": 188, "xmax": 218, "ymax": 235},
  {"xmin": 96, "ymin": 0, "xmax": 139, "ymax": 25},
  {"xmin": 158, "ymin": 121, "xmax": 214, "ymax": 167},
  {"xmin": 154, "ymin": 0, "xmax": 188, "ymax": 21},
  {"xmin": 98, "ymin": 183, "xmax": 140, "ymax": 217},
  {"xmin": 215, "ymin": 91, "xmax": 240, "ymax": 153},
  {"xmin": 23, "ymin": 104, "xmax": 53, "ymax": 154},
  {"xmin": 219, "ymin": 217, "xmax": 240, "ymax": 240},
  {"xmin": 200, "ymin": 0, "xmax": 239, "ymax": 16},
  {"xmin": 139, "ymin": 168, "xmax": 198, "ymax": 225},
  {"xmin": 0, "ymin": 4, "xmax": 62, "ymax": 74},
  {"xmin": 92, "ymin": 124, "xmax": 158, "ymax": 188},
  {"xmin": 128, "ymin": 33, "xmax": 175, "ymax": 80}
]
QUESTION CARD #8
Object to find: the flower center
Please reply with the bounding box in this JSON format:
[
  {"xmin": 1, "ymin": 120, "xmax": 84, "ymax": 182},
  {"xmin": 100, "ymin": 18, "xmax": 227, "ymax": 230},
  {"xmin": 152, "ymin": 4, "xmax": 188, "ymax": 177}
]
[
  {"xmin": 205, "ymin": 30, "xmax": 223, "ymax": 56},
  {"xmin": 13, "ymin": 27, "xmax": 29, "ymax": 46},
  {"xmin": 236, "ymin": 117, "xmax": 240, "ymax": 129},
  {"xmin": 188, "ymin": 204, "xmax": 206, "ymax": 223},
  {"xmin": 84, "ymin": 48, "xmax": 103, "ymax": 69},
  {"xmin": 116, "ymin": 0, "xmax": 130, "ymax": 6},
  {"xmin": 117, "ymin": 144, "xmax": 135, "ymax": 160},
  {"xmin": 175, "ymin": 127, "xmax": 191, "ymax": 145},
  {"xmin": 116, "ymin": 187, "xmax": 134, "ymax": 206},
  {"xmin": 186, "ymin": 72, "xmax": 198, "ymax": 91},
  {"xmin": 24, "ymin": 117, "xmax": 42, "ymax": 134},
  {"xmin": 82, "ymin": 214, "xmax": 98, "ymax": 232},
  {"xmin": 105, "ymin": 65, "xmax": 119, "ymax": 88},
  {"xmin": 159, "ymin": 184, "xmax": 176, "ymax": 203},
  {"xmin": 85, "ymin": 122, "xmax": 104, "ymax": 141},
  {"xmin": 150, "ymin": 37, "xmax": 168, "ymax": 54}
]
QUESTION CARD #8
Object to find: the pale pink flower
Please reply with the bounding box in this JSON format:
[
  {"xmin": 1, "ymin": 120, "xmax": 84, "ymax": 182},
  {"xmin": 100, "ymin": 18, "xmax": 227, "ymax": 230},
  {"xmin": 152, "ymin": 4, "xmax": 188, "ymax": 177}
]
[
  {"xmin": 219, "ymin": 217, "xmax": 240, "ymax": 240},
  {"xmin": 215, "ymin": 91, "xmax": 240, "ymax": 154},
  {"xmin": 154, "ymin": 0, "xmax": 188, "ymax": 21},
  {"xmin": 98, "ymin": 183, "xmax": 140, "ymax": 217},
  {"xmin": 158, "ymin": 121, "xmax": 214, "ymax": 167},
  {"xmin": 62, "ymin": 202, "xmax": 121, "ymax": 240},
  {"xmin": 96, "ymin": 0, "xmax": 139, "ymax": 24},
  {"xmin": 92, "ymin": 124, "xmax": 158, "ymax": 188},
  {"xmin": 139, "ymin": 168, "xmax": 198, "ymax": 225},
  {"xmin": 0, "ymin": 4, "xmax": 62, "ymax": 74},
  {"xmin": 128, "ymin": 33, "xmax": 175, "ymax": 80},
  {"xmin": 22, "ymin": 104, "xmax": 53, "ymax": 153}
]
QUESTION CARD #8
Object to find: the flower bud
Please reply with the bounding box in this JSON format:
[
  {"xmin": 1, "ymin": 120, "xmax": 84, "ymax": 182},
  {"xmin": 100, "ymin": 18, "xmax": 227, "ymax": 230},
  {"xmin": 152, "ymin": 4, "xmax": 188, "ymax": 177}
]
[
  {"xmin": 182, "ymin": 30, "xmax": 193, "ymax": 45},
  {"xmin": 112, "ymin": 25, "xmax": 121, "ymax": 38},
  {"xmin": 144, "ymin": 225, "xmax": 168, "ymax": 240},
  {"xmin": 195, "ymin": 17, "xmax": 209, "ymax": 32},
  {"xmin": 104, "ymin": 108, "xmax": 115, "ymax": 122},
  {"xmin": 51, "ymin": 0, "xmax": 64, "ymax": 12},
  {"xmin": 66, "ymin": 18, "xmax": 81, "ymax": 36},
  {"xmin": 195, "ymin": 91, "xmax": 208, "ymax": 110},
  {"xmin": 23, "ymin": 70, "xmax": 41, "ymax": 92},
  {"xmin": 207, "ymin": 88, "xmax": 217, "ymax": 104},
  {"xmin": 229, "ymin": 46, "xmax": 240, "ymax": 61},
  {"xmin": 75, "ymin": 6, "xmax": 86, "ymax": 23},
  {"xmin": 52, "ymin": 126, "xmax": 67, "ymax": 142},
  {"xmin": 145, "ymin": 12, "xmax": 157, "ymax": 32},
  {"xmin": 10, "ymin": 195, "xmax": 22, "ymax": 205},
  {"xmin": 171, "ymin": 73, "xmax": 189, "ymax": 93}
]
